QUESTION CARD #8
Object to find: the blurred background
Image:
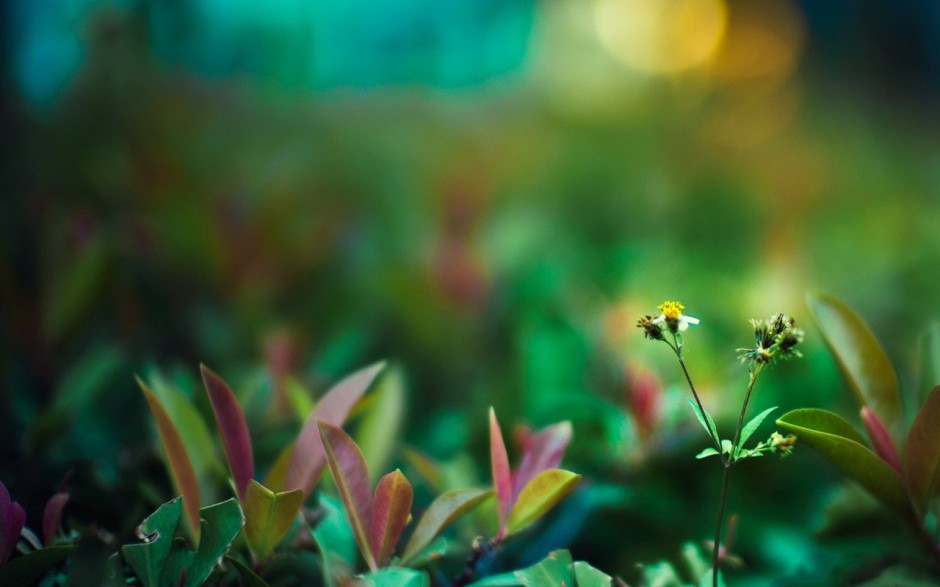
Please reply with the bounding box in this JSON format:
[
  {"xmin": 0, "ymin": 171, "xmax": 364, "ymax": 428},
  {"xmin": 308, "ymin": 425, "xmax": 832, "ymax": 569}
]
[{"xmin": 3, "ymin": 0, "xmax": 940, "ymax": 584}]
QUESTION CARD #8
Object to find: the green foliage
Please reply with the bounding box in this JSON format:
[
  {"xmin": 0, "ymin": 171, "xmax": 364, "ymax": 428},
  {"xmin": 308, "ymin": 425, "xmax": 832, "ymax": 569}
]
[{"xmin": 468, "ymin": 549, "xmax": 611, "ymax": 587}]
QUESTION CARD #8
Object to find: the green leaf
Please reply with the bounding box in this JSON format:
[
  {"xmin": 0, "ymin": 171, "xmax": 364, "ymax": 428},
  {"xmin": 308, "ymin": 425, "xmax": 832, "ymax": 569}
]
[
  {"xmin": 404, "ymin": 536, "xmax": 448, "ymax": 568},
  {"xmin": 163, "ymin": 498, "xmax": 244, "ymax": 587},
  {"xmin": 686, "ymin": 398, "xmax": 719, "ymax": 444},
  {"xmin": 0, "ymin": 545, "xmax": 74, "ymax": 586},
  {"xmin": 312, "ymin": 494, "xmax": 357, "ymax": 586},
  {"xmin": 201, "ymin": 365, "xmax": 255, "ymax": 503},
  {"xmin": 139, "ymin": 380, "xmax": 202, "ymax": 541},
  {"xmin": 358, "ymin": 567, "xmax": 430, "ymax": 587},
  {"xmin": 514, "ymin": 549, "xmax": 573, "ymax": 587},
  {"xmin": 318, "ymin": 420, "xmax": 377, "ymax": 571},
  {"xmin": 905, "ymin": 386, "xmax": 940, "ymax": 514},
  {"xmin": 738, "ymin": 407, "xmax": 778, "ymax": 449},
  {"xmin": 466, "ymin": 573, "xmax": 521, "ymax": 586},
  {"xmin": 122, "ymin": 497, "xmax": 183, "ymax": 587},
  {"xmin": 698, "ymin": 570, "xmax": 727, "ymax": 587},
  {"xmin": 696, "ymin": 448, "xmax": 720, "ymax": 460},
  {"xmin": 777, "ymin": 409, "xmax": 912, "ymax": 520},
  {"xmin": 919, "ymin": 324, "xmax": 940, "ymax": 408},
  {"xmin": 400, "ymin": 488, "xmax": 492, "ymax": 564},
  {"xmin": 807, "ymin": 291, "xmax": 902, "ymax": 438},
  {"xmin": 224, "ymin": 555, "xmax": 271, "ymax": 587},
  {"xmin": 369, "ymin": 470, "xmax": 413, "ymax": 567},
  {"xmin": 243, "ymin": 480, "xmax": 303, "ymax": 560},
  {"xmin": 356, "ymin": 368, "xmax": 406, "ymax": 484},
  {"xmin": 573, "ymin": 561, "xmax": 612, "ymax": 587},
  {"xmin": 505, "ymin": 470, "xmax": 581, "ymax": 537},
  {"xmin": 489, "ymin": 408, "xmax": 512, "ymax": 536}
]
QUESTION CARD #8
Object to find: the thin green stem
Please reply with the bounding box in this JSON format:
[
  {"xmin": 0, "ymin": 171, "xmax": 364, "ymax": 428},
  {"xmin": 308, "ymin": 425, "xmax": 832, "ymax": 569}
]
[
  {"xmin": 712, "ymin": 363, "xmax": 764, "ymax": 587},
  {"xmin": 665, "ymin": 339, "xmax": 724, "ymax": 458}
]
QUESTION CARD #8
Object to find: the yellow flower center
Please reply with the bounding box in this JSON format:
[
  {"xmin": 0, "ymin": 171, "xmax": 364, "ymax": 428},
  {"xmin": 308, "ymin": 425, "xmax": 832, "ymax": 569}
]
[{"xmin": 658, "ymin": 300, "xmax": 685, "ymax": 320}]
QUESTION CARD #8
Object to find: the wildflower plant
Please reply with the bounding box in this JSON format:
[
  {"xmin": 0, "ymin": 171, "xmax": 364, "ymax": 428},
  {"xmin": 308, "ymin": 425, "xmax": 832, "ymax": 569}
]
[{"xmin": 638, "ymin": 301, "xmax": 802, "ymax": 586}]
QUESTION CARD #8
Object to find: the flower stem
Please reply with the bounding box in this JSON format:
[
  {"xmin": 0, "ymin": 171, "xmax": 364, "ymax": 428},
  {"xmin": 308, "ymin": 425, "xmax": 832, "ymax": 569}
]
[
  {"xmin": 666, "ymin": 339, "xmax": 724, "ymax": 459},
  {"xmin": 712, "ymin": 364, "xmax": 764, "ymax": 587}
]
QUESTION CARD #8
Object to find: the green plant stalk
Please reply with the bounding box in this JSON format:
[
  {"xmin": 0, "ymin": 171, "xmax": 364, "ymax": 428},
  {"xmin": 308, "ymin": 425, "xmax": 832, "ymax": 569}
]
[
  {"xmin": 666, "ymin": 337, "xmax": 724, "ymax": 459},
  {"xmin": 712, "ymin": 363, "xmax": 764, "ymax": 587}
]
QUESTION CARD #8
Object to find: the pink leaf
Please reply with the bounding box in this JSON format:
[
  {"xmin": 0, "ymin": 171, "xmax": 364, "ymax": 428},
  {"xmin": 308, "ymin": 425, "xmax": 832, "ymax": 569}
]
[
  {"xmin": 511, "ymin": 421, "xmax": 572, "ymax": 505},
  {"xmin": 42, "ymin": 492, "xmax": 69, "ymax": 547},
  {"xmin": 906, "ymin": 386, "xmax": 940, "ymax": 514},
  {"xmin": 370, "ymin": 469, "xmax": 413, "ymax": 567},
  {"xmin": 317, "ymin": 420, "xmax": 376, "ymax": 570},
  {"xmin": 201, "ymin": 365, "xmax": 255, "ymax": 502},
  {"xmin": 861, "ymin": 407, "xmax": 901, "ymax": 474},
  {"xmin": 489, "ymin": 408, "xmax": 512, "ymax": 538},
  {"xmin": 0, "ymin": 482, "xmax": 26, "ymax": 566},
  {"xmin": 284, "ymin": 362, "xmax": 384, "ymax": 498}
]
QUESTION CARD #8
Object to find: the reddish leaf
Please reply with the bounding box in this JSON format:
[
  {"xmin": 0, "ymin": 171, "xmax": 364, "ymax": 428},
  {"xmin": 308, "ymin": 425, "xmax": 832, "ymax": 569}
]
[
  {"xmin": 318, "ymin": 420, "xmax": 376, "ymax": 570},
  {"xmin": 0, "ymin": 482, "xmax": 26, "ymax": 566},
  {"xmin": 489, "ymin": 408, "xmax": 512, "ymax": 538},
  {"xmin": 285, "ymin": 362, "xmax": 385, "ymax": 498},
  {"xmin": 861, "ymin": 407, "xmax": 901, "ymax": 473},
  {"xmin": 139, "ymin": 380, "xmax": 202, "ymax": 541},
  {"xmin": 511, "ymin": 421, "xmax": 572, "ymax": 505},
  {"xmin": 906, "ymin": 386, "xmax": 940, "ymax": 514},
  {"xmin": 201, "ymin": 365, "xmax": 255, "ymax": 502},
  {"xmin": 370, "ymin": 470, "xmax": 413, "ymax": 567},
  {"xmin": 42, "ymin": 492, "xmax": 69, "ymax": 547}
]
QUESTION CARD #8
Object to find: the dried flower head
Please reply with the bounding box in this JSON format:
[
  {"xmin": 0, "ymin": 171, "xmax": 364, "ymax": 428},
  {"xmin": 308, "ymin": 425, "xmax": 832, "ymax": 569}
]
[
  {"xmin": 739, "ymin": 314, "xmax": 803, "ymax": 365},
  {"xmin": 637, "ymin": 315, "xmax": 665, "ymax": 341},
  {"xmin": 769, "ymin": 431, "xmax": 797, "ymax": 457}
]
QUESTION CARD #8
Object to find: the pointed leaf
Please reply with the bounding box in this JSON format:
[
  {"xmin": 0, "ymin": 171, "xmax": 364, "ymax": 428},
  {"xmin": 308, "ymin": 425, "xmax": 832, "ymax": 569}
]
[
  {"xmin": 139, "ymin": 381, "xmax": 201, "ymax": 540},
  {"xmin": 400, "ymin": 488, "xmax": 492, "ymax": 564},
  {"xmin": 243, "ymin": 480, "xmax": 303, "ymax": 560},
  {"xmin": 506, "ymin": 470, "xmax": 581, "ymax": 537},
  {"xmin": 0, "ymin": 485, "xmax": 25, "ymax": 566},
  {"xmin": 122, "ymin": 497, "xmax": 183, "ymax": 587},
  {"xmin": 511, "ymin": 421, "xmax": 572, "ymax": 505},
  {"xmin": 861, "ymin": 407, "xmax": 901, "ymax": 473},
  {"xmin": 513, "ymin": 549, "xmax": 573, "ymax": 586},
  {"xmin": 356, "ymin": 368, "xmax": 406, "ymax": 484},
  {"xmin": 262, "ymin": 442, "xmax": 294, "ymax": 492},
  {"xmin": 489, "ymin": 408, "xmax": 512, "ymax": 536},
  {"xmin": 776, "ymin": 409, "xmax": 912, "ymax": 520},
  {"xmin": 359, "ymin": 567, "xmax": 430, "ymax": 587},
  {"xmin": 370, "ymin": 470, "xmax": 413, "ymax": 567},
  {"xmin": 905, "ymin": 386, "xmax": 940, "ymax": 514},
  {"xmin": 696, "ymin": 448, "xmax": 720, "ymax": 460},
  {"xmin": 574, "ymin": 561, "xmax": 613, "ymax": 587},
  {"xmin": 285, "ymin": 362, "xmax": 385, "ymax": 498},
  {"xmin": 42, "ymin": 492, "xmax": 68, "ymax": 547},
  {"xmin": 0, "ymin": 545, "xmax": 74, "ymax": 586},
  {"xmin": 686, "ymin": 398, "xmax": 719, "ymax": 444},
  {"xmin": 201, "ymin": 365, "xmax": 255, "ymax": 502},
  {"xmin": 807, "ymin": 291, "xmax": 902, "ymax": 437},
  {"xmin": 318, "ymin": 420, "xmax": 376, "ymax": 571},
  {"xmin": 738, "ymin": 407, "xmax": 777, "ymax": 450}
]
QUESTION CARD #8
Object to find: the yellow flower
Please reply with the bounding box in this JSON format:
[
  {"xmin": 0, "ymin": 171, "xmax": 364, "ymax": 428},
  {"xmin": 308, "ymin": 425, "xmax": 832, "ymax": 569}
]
[{"xmin": 653, "ymin": 300, "xmax": 700, "ymax": 333}]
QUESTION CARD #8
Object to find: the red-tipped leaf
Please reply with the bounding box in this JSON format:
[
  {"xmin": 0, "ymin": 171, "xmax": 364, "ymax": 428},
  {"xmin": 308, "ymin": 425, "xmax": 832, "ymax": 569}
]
[
  {"xmin": 284, "ymin": 362, "xmax": 385, "ymax": 498},
  {"xmin": 511, "ymin": 421, "xmax": 572, "ymax": 504},
  {"xmin": 42, "ymin": 492, "xmax": 69, "ymax": 547},
  {"xmin": 317, "ymin": 420, "xmax": 376, "ymax": 570},
  {"xmin": 201, "ymin": 365, "xmax": 255, "ymax": 502},
  {"xmin": 370, "ymin": 469, "xmax": 413, "ymax": 567},
  {"xmin": 400, "ymin": 487, "xmax": 492, "ymax": 564},
  {"xmin": 906, "ymin": 386, "xmax": 940, "ymax": 514},
  {"xmin": 139, "ymin": 381, "xmax": 201, "ymax": 541},
  {"xmin": 489, "ymin": 408, "xmax": 512, "ymax": 537},
  {"xmin": 861, "ymin": 407, "xmax": 901, "ymax": 474}
]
